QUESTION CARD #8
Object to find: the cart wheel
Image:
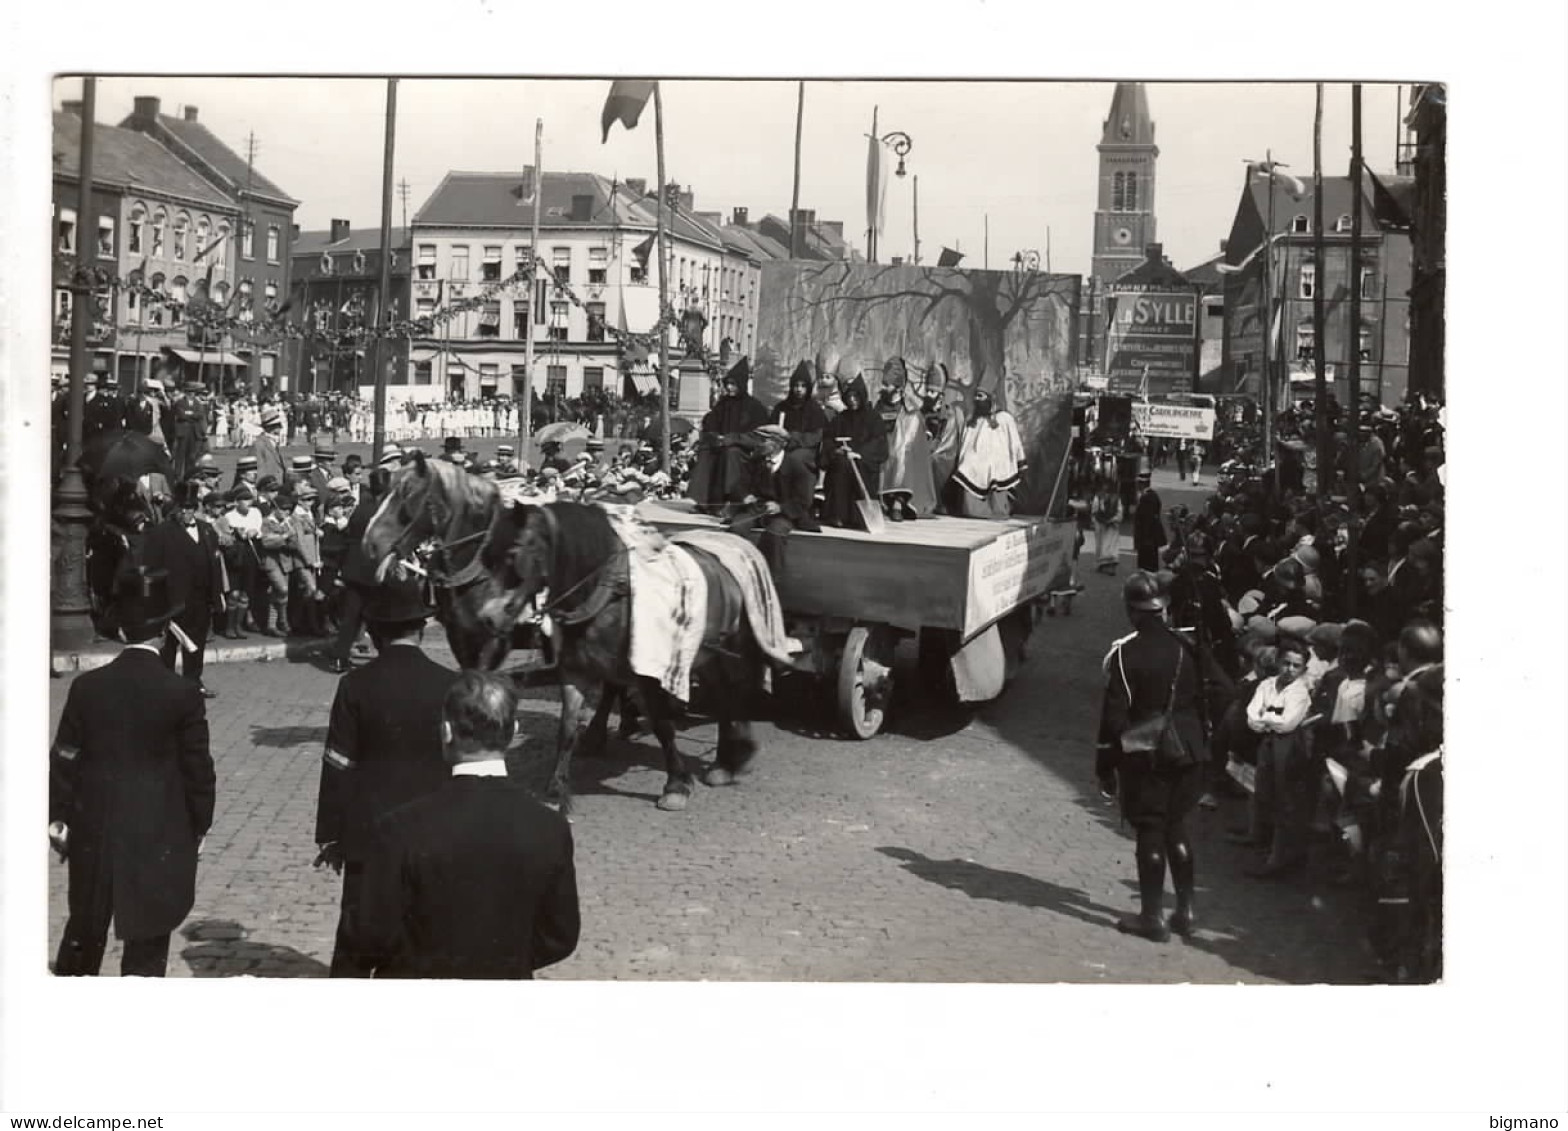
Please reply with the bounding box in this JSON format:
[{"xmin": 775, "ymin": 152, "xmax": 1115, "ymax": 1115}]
[{"xmin": 837, "ymin": 625, "xmax": 894, "ymax": 739}]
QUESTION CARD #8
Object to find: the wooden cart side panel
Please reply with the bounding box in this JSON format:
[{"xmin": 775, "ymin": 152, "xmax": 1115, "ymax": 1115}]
[{"xmin": 778, "ymin": 537, "xmax": 969, "ymax": 632}]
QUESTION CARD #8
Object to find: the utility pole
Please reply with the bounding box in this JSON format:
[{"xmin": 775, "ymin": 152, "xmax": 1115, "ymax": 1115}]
[
  {"xmin": 984, "ymin": 213, "xmax": 989, "ymax": 271},
  {"xmin": 1312, "ymin": 84, "xmax": 1330, "ymax": 502},
  {"xmin": 1346, "ymin": 84, "xmax": 1365, "ymax": 616},
  {"xmin": 244, "ymin": 132, "xmax": 260, "ymax": 397},
  {"xmin": 654, "ymin": 86, "xmax": 672, "ymax": 473},
  {"xmin": 398, "ymin": 178, "xmax": 411, "ymax": 233},
  {"xmin": 518, "ymin": 118, "xmax": 543, "ymax": 465},
  {"xmin": 790, "ymin": 81, "xmax": 804, "ymax": 259},
  {"xmin": 866, "ymin": 105, "xmax": 879, "ymax": 264},
  {"xmin": 1261, "ymin": 148, "xmax": 1277, "ymax": 475},
  {"xmin": 52, "ymin": 76, "xmax": 98, "ymax": 649},
  {"xmin": 371, "ymin": 78, "xmax": 397, "ymax": 467},
  {"xmin": 912, "ymin": 175, "xmax": 920, "ymax": 266},
  {"xmin": 1045, "ymin": 226, "xmax": 1052, "ymax": 274}
]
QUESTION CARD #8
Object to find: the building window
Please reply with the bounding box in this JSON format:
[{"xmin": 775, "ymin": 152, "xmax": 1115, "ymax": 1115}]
[
  {"xmin": 57, "ymin": 206, "xmax": 77, "ymax": 253},
  {"xmin": 1290, "ymin": 215, "xmax": 1310, "ymax": 234},
  {"xmin": 588, "ymin": 247, "xmax": 608, "ymax": 285},
  {"xmin": 415, "ymin": 360, "xmax": 433, "ymax": 385},
  {"xmin": 54, "ymin": 288, "xmax": 72, "ymax": 330},
  {"xmin": 170, "ymin": 276, "xmax": 188, "ymax": 322},
  {"xmin": 264, "ymin": 281, "xmax": 278, "ymax": 311},
  {"xmin": 1299, "ymin": 262, "xmax": 1316, "ymax": 300},
  {"xmin": 546, "ymin": 365, "xmax": 568, "ymax": 399},
  {"xmin": 260, "ymin": 354, "xmax": 277, "ymax": 379},
  {"xmin": 549, "ymin": 301, "xmax": 569, "ymax": 341},
  {"xmin": 352, "ymin": 251, "xmax": 366, "ymax": 275},
  {"xmin": 510, "ymin": 364, "xmax": 528, "ymax": 393},
  {"xmin": 237, "ymin": 279, "xmax": 253, "ymax": 322},
  {"xmin": 513, "ymin": 305, "xmax": 530, "ymax": 340},
  {"xmin": 482, "ymin": 246, "xmax": 502, "ymax": 282},
  {"xmin": 194, "ymin": 217, "xmax": 211, "ymax": 264},
  {"xmin": 1125, "ymin": 172, "xmax": 1138, "ymax": 211},
  {"xmin": 479, "ymin": 362, "xmax": 500, "ymax": 388},
  {"xmin": 97, "ymin": 215, "xmax": 115, "ymax": 258},
  {"xmin": 415, "ymin": 297, "xmax": 436, "ymax": 318},
  {"xmin": 213, "ymin": 223, "xmax": 229, "ymax": 270},
  {"xmin": 1335, "ymin": 214, "xmax": 1353, "ymax": 233},
  {"xmin": 128, "ymin": 206, "xmax": 145, "ymax": 255},
  {"xmin": 478, "ymin": 300, "xmax": 501, "ymax": 338},
  {"xmin": 240, "ymin": 223, "xmax": 254, "ymax": 260},
  {"xmin": 552, "ymin": 247, "xmax": 572, "ymax": 285},
  {"xmin": 514, "ymin": 246, "xmax": 532, "ymax": 280},
  {"xmin": 1359, "ymin": 267, "xmax": 1377, "ymax": 298},
  {"xmin": 212, "ymin": 281, "xmax": 230, "ymax": 307},
  {"xmin": 266, "ymin": 226, "xmax": 281, "ymax": 263},
  {"xmin": 173, "ymin": 214, "xmax": 190, "ymax": 259},
  {"xmin": 417, "ymin": 244, "xmax": 437, "ymax": 280},
  {"xmin": 149, "ymin": 274, "xmax": 167, "ymax": 326},
  {"xmin": 1295, "ymin": 321, "xmax": 1315, "ymax": 362},
  {"xmin": 630, "ymin": 260, "xmax": 648, "ymax": 285},
  {"xmin": 586, "ymin": 302, "xmax": 606, "ymax": 342},
  {"xmin": 450, "ymin": 245, "xmax": 469, "ymax": 280},
  {"xmin": 1358, "ymin": 325, "xmax": 1375, "ymax": 363},
  {"xmin": 582, "ymin": 366, "xmax": 605, "ymax": 394},
  {"xmin": 151, "ymin": 210, "xmax": 167, "ymax": 258},
  {"xmin": 320, "ymin": 253, "xmax": 334, "ymax": 276}
]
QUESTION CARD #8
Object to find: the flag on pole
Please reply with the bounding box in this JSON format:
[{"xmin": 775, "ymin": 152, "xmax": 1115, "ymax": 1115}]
[
  {"xmin": 601, "ymin": 81, "xmax": 656, "ymax": 143},
  {"xmin": 866, "ymin": 112, "xmax": 888, "ymax": 251}
]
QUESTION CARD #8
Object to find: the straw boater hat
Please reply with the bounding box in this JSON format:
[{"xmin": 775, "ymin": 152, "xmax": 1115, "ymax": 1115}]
[
  {"xmin": 195, "ymin": 454, "xmax": 221, "ymax": 477},
  {"xmin": 261, "ymin": 406, "xmax": 283, "ymax": 430},
  {"xmin": 378, "ymin": 444, "xmax": 404, "ymax": 468},
  {"xmin": 143, "ymin": 377, "xmax": 164, "ymax": 393},
  {"xmin": 496, "ymin": 444, "xmax": 515, "ymax": 459},
  {"xmin": 325, "ymin": 476, "xmax": 351, "ymax": 495},
  {"xmin": 289, "ymin": 455, "xmax": 315, "ymax": 474},
  {"xmin": 314, "ymin": 442, "xmax": 337, "ymax": 462}
]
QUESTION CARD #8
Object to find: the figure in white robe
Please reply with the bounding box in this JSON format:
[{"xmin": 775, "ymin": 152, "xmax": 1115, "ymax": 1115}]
[{"xmin": 952, "ymin": 388, "xmax": 1027, "ymax": 519}]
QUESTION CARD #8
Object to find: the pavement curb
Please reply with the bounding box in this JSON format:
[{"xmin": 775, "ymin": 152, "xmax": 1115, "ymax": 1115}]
[{"xmin": 51, "ymin": 638, "xmax": 295, "ymax": 675}]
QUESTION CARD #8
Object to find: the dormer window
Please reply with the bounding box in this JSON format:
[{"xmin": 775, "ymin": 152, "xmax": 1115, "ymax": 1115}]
[
  {"xmin": 1291, "ymin": 215, "xmax": 1310, "ymax": 234},
  {"xmin": 1335, "ymin": 214, "xmax": 1353, "ymax": 233},
  {"xmin": 352, "ymin": 251, "xmax": 367, "ymax": 274},
  {"xmin": 320, "ymin": 253, "xmax": 334, "ymax": 276}
]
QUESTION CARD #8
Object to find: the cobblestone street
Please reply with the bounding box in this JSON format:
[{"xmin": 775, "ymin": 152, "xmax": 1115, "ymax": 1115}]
[{"xmin": 45, "ymin": 470, "xmax": 1378, "ymax": 983}]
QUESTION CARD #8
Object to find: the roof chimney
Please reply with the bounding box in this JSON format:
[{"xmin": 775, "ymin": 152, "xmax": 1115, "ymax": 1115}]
[
  {"xmin": 1146, "ymin": 242, "xmax": 1164, "ymax": 262},
  {"xmin": 60, "ymin": 100, "xmax": 83, "ymax": 117},
  {"xmin": 132, "ymin": 96, "xmax": 161, "ymax": 123},
  {"xmin": 183, "ymin": 106, "xmax": 198, "ymax": 122},
  {"xmin": 330, "ymin": 219, "xmax": 352, "ymax": 244},
  {"xmin": 570, "ymin": 194, "xmax": 594, "ymax": 222},
  {"xmin": 732, "ymin": 206, "xmax": 748, "ymax": 228}
]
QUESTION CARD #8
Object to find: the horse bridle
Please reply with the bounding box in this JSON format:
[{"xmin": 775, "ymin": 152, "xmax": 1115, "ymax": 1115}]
[
  {"xmin": 504, "ymin": 504, "xmax": 629, "ymax": 629},
  {"xmin": 385, "ymin": 473, "xmax": 493, "ymax": 591}
]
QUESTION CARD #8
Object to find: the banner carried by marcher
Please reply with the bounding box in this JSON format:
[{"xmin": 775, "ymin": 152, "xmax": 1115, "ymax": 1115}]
[
  {"xmin": 1103, "ymin": 288, "xmax": 1197, "ymax": 395},
  {"xmin": 1131, "ymin": 401, "xmax": 1216, "ymax": 441}
]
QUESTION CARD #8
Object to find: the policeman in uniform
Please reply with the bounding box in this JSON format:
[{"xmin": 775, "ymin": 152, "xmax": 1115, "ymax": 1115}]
[
  {"xmin": 313, "ymin": 571, "xmax": 461, "ymax": 975},
  {"xmin": 1096, "ymin": 572, "xmax": 1212, "ymax": 942}
]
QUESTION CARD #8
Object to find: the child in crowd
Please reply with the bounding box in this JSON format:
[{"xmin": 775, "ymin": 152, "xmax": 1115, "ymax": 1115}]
[{"xmin": 1243, "ymin": 636, "xmax": 1315, "ymax": 877}]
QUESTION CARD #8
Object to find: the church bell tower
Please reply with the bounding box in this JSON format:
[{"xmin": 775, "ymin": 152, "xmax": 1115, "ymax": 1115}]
[{"xmin": 1091, "ymin": 82, "xmax": 1159, "ymax": 286}]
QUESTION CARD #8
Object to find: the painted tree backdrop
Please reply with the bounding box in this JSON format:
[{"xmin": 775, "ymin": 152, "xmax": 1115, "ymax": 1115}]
[{"xmin": 753, "ymin": 261, "xmax": 1082, "ymax": 515}]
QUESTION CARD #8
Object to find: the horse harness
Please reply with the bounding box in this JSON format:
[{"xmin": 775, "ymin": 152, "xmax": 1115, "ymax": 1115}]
[{"xmin": 519, "ymin": 504, "xmax": 630, "ymax": 627}]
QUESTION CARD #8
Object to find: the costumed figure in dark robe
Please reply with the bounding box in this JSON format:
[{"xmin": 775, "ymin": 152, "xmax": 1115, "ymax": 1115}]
[
  {"xmin": 771, "ymin": 361, "xmax": 829, "ymax": 469},
  {"xmin": 876, "ymin": 356, "xmax": 938, "ymax": 521},
  {"xmin": 687, "ymin": 358, "xmax": 768, "ymax": 509},
  {"xmin": 820, "ymin": 373, "xmax": 888, "ymax": 530},
  {"xmin": 952, "ymin": 387, "xmax": 1027, "ymax": 519}
]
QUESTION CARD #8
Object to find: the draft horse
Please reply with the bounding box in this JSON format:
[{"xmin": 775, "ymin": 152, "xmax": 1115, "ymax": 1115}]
[
  {"xmin": 478, "ymin": 500, "xmax": 770, "ymax": 815},
  {"xmin": 360, "ymin": 453, "xmax": 529, "ymax": 671}
]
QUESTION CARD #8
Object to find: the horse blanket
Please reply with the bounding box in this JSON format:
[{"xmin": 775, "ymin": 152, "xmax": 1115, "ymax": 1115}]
[
  {"xmin": 603, "ymin": 507, "xmax": 708, "ymax": 703},
  {"xmin": 666, "ymin": 530, "xmax": 798, "ymax": 669}
]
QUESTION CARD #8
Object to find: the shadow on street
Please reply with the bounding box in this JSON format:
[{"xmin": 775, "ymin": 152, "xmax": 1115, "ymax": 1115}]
[{"xmin": 179, "ymin": 918, "xmax": 329, "ymax": 978}]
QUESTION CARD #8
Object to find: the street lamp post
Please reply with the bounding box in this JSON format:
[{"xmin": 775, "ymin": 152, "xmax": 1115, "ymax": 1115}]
[
  {"xmin": 1012, "ymin": 249, "xmax": 1041, "ymax": 276},
  {"xmin": 868, "ymin": 127, "xmax": 912, "ymax": 264},
  {"xmin": 52, "ymin": 76, "xmax": 99, "ymax": 651}
]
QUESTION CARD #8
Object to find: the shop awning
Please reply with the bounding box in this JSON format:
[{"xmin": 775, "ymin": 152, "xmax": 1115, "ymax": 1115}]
[
  {"xmin": 628, "ymin": 370, "xmax": 660, "ymax": 395},
  {"xmin": 166, "ymin": 348, "xmax": 248, "ymax": 366}
]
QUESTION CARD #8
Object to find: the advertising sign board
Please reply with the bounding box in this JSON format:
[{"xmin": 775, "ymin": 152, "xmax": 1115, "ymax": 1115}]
[
  {"xmin": 1103, "ymin": 287, "xmax": 1197, "ymax": 394},
  {"xmin": 1131, "ymin": 401, "xmax": 1216, "ymax": 442}
]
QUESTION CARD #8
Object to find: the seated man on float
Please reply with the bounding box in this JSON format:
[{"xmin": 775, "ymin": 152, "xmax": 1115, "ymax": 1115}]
[{"xmin": 729, "ymin": 424, "xmax": 820, "ymax": 578}]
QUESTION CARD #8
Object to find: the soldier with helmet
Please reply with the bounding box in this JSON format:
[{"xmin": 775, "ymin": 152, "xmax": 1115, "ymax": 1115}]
[{"xmin": 1095, "ymin": 571, "xmax": 1215, "ymax": 942}]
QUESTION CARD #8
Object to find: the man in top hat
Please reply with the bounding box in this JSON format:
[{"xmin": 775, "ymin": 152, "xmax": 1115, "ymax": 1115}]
[
  {"xmin": 1132, "ymin": 470, "xmax": 1167, "ymax": 573},
  {"xmin": 140, "ymin": 480, "xmax": 226, "ymax": 699},
  {"xmin": 354, "ymin": 672, "xmax": 579, "ymax": 979},
  {"xmin": 252, "ymin": 403, "xmax": 288, "ymax": 486},
  {"xmin": 314, "ymin": 569, "xmax": 461, "ymax": 976},
  {"xmin": 50, "ymin": 566, "xmax": 217, "ymax": 976},
  {"xmin": 442, "ymin": 436, "xmax": 466, "ymax": 464},
  {"xmin": 229, "ymin": 454, "xmax": 260, "ymax": 493},
  {"xmin": 169, "ymin": 378, "xmax": 210, "ymax": 482},
  {"xmin": 82, "ymin": 372, "xmax": 128, "ymax": 443}
]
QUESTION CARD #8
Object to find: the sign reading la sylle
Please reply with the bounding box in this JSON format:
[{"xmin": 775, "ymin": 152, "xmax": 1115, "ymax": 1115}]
[{"xmin": 1103, "ymin": 288, "xmax": 1196, "ymax": 393}]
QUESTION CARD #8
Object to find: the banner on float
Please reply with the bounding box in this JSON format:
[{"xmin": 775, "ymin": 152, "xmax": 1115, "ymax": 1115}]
[{"xmin": 1131, "ymin": 401, "xmax": 1216, "ymax": 442}]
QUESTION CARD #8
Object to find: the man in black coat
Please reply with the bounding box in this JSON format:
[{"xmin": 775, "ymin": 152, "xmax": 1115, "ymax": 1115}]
[
  {"xmin": 734, "ymin": 424, "xmax": 820, "ymax": 579},
  {"xmin": 141, "ymin": 479, "xmax": 225, "ymax": 698},
  {"xmin": 327, "ymin": 466, "xmax": 389, "ymax": 673},
  {"xmin": 1131, "ymin": 471, "xmax": 1166, "ymax": 572},
  {"xmin": 356, "ymin": 672, "xmax": 580, "ymax": 979},
  {"xmin": 50, "ymin": 567, "xmax": 217, "ymax": 976},
  {"xmin": 314, "ymin": 571, "xmax": 461, "ymax": 976},
  {"xmin": 82, "ymin": 373, "xmax": 127, "ymax": 443},
  {"xmin": 1096, "ymin": 571, "xmax": 1213, "ymax": 942}
]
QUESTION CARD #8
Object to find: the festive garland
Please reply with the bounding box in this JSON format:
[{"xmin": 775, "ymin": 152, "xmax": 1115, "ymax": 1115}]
[{"xmin": 54, "ymin": 253, "xmax": 687, "ymax": 358}]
